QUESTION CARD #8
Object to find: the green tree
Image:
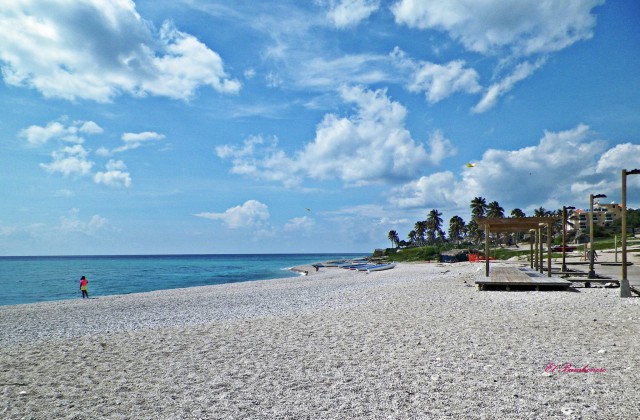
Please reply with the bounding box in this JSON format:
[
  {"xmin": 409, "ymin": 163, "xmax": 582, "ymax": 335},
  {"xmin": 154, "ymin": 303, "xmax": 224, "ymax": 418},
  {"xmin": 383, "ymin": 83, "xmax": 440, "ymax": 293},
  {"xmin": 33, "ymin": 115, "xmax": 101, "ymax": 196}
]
[
  {"xmin": 448, "ymin": 215, "xmax": 466, "ymax": 245},
  {"xmin": 426, "ymin": 209, "xmax": 444, "ymax": 243},
  {"xmin": 511, "ymin": 208, "xmax": 526, "ymax": 218},
  {"xmin": 534, "ymin": 207, "xmax": 548, "ymax": 217},
  {"xmin": 414, "ymin": 221, "xmax": 426, "ymax": 246},
  {"xmin": 487, "ymin": 201, "xmax": 505, "ymax": 218},
  {"xmin": 467, "ymin": 219, "xmax": 483, "ymax": 245},
  {"xmin": 510, "ymin": 208, "xmax": 526, "ymax": 242},
  {"xmin": 407, "ymin": 230, "xmax": 417, "ymax": 245},
  {"xmin": 387, "ymin": 230, "xmax": 399, "ymax": 248},
  {"xmin": 470, "ymin": 197, "xmax": 487, "ymax": 219}
]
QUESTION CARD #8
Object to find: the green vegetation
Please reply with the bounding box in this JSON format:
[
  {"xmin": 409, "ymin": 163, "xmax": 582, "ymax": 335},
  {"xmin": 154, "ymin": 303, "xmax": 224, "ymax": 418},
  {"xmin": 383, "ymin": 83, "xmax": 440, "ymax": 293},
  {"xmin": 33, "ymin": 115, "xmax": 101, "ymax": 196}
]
[
  {"xmin": 382, "ymin": 196, "xmax": 640, "ymax": 262},
  {"xmin": 385, "ymin": 246, "xmax": 441, "ymax": 262}
]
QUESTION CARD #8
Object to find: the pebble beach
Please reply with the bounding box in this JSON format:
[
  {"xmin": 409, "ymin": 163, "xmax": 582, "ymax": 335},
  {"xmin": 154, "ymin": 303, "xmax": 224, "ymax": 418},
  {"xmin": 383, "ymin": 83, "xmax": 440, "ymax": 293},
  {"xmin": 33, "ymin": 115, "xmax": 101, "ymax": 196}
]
[{"xmin": 1, "ymin": 262, "xmax": 640, "ymax": 419}]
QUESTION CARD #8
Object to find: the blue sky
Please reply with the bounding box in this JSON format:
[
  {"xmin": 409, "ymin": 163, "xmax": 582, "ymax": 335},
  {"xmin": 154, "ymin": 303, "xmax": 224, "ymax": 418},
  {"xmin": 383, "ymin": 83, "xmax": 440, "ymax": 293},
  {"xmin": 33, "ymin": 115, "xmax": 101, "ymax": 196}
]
[{"xmin": 1, "ymin": 0, "xmax": 639, "ymax": 255}]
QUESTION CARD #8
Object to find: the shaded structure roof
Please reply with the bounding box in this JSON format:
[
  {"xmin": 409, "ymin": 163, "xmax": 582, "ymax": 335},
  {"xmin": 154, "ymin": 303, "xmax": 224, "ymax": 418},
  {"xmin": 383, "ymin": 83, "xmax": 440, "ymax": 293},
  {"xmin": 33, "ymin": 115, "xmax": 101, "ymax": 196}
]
[{"xmin": 474, "ymin": 216, "xmax": 561, "ymax": 233}]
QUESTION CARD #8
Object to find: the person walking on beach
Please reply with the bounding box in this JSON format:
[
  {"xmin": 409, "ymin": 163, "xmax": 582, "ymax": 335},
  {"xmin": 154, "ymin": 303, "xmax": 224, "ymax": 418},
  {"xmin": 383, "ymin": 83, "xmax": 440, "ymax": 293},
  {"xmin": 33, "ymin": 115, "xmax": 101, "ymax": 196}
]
[{"xmin": 80, "ymin": 276, "xmax": 89, "ymax": 299}]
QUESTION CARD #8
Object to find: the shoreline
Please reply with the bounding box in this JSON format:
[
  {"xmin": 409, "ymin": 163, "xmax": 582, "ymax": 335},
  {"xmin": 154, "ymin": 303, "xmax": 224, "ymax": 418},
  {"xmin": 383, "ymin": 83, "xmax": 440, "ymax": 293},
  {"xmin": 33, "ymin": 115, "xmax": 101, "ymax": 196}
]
[{"xmin": 2, "ymin": 262, "xmax": 639, "ymax": 418}]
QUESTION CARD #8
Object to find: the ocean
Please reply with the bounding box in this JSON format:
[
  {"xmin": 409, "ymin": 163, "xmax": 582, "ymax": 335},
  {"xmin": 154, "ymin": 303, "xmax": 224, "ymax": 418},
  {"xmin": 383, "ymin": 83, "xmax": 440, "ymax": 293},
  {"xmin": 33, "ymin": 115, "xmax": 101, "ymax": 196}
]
[{"xmin": 0, "ymin": 253, "xmax": 366, "ymax": 307}]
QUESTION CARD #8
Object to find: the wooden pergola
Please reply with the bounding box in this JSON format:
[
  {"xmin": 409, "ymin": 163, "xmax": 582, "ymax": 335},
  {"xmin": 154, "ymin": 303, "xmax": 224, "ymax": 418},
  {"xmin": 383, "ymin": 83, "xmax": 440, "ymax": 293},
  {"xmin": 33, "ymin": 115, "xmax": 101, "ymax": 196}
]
[{"xmin": 474, "ymin": 216, "xmax": 561, "ymax": 277}]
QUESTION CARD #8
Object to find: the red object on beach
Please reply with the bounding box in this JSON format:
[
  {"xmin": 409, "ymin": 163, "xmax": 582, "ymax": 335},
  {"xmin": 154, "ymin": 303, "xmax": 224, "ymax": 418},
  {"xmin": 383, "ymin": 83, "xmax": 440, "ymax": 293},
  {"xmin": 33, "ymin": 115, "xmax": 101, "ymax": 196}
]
[{"xmin": 468, "ymin": 254, "xmax": 494, "ymax": 262}]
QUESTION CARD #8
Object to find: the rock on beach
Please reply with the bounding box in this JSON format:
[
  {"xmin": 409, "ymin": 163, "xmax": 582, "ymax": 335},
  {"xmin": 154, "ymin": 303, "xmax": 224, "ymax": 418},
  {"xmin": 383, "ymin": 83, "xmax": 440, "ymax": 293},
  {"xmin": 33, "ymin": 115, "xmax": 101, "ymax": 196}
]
[{"xmin": 1, "ymin": 262, "xmax": 639, "ymax": 419}]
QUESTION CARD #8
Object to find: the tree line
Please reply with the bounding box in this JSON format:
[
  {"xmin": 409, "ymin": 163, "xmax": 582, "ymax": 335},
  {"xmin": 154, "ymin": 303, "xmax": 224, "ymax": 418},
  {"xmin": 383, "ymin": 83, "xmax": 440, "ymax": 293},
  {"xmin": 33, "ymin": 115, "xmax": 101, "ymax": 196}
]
[{"xmin": 386, "ymin": 197, "xmax": 606, "ymax": 249}]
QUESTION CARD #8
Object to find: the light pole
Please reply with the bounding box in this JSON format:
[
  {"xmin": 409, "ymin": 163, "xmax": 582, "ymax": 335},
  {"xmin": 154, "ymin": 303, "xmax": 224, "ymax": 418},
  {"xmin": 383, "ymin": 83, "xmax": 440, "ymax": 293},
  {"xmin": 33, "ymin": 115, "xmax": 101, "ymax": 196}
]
[
  {"xmin": 621, "ymin": 169, "xmax": 640, "ymax": 297},
  {"xmin": 562, "ymin": 206, "xmax": 575, "ymax": 272},
  {"xmin": 588, "ymin": 193, "xmax": 607, "ymax": 279}
]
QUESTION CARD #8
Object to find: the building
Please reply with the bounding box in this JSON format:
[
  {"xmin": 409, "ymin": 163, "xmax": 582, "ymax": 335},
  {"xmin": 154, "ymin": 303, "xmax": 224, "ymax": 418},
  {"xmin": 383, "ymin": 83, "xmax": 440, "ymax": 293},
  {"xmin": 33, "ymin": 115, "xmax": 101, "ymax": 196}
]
[{"xmin": 570, "ymin": 202, "xmax": 623, "ymax": 231}]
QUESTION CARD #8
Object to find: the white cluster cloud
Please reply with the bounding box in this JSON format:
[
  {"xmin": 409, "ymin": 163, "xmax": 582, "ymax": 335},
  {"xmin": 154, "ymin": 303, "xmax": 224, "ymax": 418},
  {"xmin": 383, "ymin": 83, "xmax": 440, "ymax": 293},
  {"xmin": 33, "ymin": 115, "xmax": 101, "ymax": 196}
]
[
  {"xmin": 195, "ymin": 200, "xmax": 270, "ymax": 229},
  {"xmin": 391, "ymin": 0, "xmax": 603, "ymax": 55},
  {"xmin": 389, "ymin": 0, "xmax": 603, "ymax": 112},
  {"xmin": 217, "ymin": 86, "xmax": 456, "ymax": 187},
  {"xmin": 94, "ymin": 160, "xmax": 132, "ymax": 188},
  {"xmin": 389, "ymin": 124, "xmax": 609, "ymax": 212},
  {"xmin": 325, "ymin": 0, "xmax": 380, "ymax": 28},
  {"xmin": 40, "ymin": 145, "xmax": 94, "ymax": 177},
  {"xmin": 20, "ymin": 120, "xmax": 103, "ymax": 146},
  {"xmin": 391, "ymin": 47, "xmax": 481, "ymax": 103},
  {"xmin": 0, "ymin": 1, "xmax": 240, "ymax": 102},
  {"xmin": 21, "ymin": 119, "xmax": 164, "ymax": 188}
]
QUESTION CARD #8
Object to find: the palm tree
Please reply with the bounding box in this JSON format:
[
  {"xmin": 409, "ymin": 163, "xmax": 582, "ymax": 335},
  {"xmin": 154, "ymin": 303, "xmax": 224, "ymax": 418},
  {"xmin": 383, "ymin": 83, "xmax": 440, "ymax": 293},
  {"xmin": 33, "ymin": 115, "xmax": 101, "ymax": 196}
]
[
  {"xmin": 510, "ymin": 208, "xmax": 526, "ymax": 243},
  {"xmin": 486, "ymin": 201, "xmax": 505, "ymax": 218},
  {"xmin": 467, "ymin": 220, "xmax": 482, "ymax": 245},
  {"xmin": 470, "ymin": 197, "xmax": 487, "ymax": 219},
  {"xmin": 534, "ymin": 207, "xmax": 548, "ymax": 217},
  {"xmin": 511, "ymin": 208, "xmax": 526, "ymax": 218},
  {"xmin": 407, "ymin": 230, "xmax": 417, "ymax": 246},
  {"xmin": 387, "ymin": 230, "xmax": 399, "ymax": 248},
  {"xmin": 414, "ymin": 221, "xmax": 426, "ymax": 246},
  {"xmin": 448, "ymin": 215, "xmax": 466, "ymax": 245},
  {"xmin": 426, "ymin": 209, "xmax": 443, "ymax": 244}
]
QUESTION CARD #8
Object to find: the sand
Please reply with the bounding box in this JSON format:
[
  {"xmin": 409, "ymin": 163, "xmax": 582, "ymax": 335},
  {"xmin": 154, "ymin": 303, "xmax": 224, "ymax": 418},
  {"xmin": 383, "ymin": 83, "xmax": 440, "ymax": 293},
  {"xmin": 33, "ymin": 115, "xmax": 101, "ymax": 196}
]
[{"xmin": 1, "ymin": 262, "xmax": 640, "ymax": 419}]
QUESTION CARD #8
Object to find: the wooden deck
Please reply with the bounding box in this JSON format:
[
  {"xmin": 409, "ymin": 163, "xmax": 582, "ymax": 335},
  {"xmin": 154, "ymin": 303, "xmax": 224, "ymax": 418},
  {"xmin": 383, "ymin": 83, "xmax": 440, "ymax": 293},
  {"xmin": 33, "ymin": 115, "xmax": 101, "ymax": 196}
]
[{"xmin": 476, "ymin": 266, "xmax": 572, "ymax": 291}]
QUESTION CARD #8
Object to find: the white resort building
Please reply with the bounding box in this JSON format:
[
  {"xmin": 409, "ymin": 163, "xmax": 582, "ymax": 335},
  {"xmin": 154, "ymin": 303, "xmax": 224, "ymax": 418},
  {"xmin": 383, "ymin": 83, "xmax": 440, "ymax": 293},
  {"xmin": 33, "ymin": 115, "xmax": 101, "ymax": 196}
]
[{"xmin": 570, "ymin": 202, "xmax": 623, "ymax": 231}]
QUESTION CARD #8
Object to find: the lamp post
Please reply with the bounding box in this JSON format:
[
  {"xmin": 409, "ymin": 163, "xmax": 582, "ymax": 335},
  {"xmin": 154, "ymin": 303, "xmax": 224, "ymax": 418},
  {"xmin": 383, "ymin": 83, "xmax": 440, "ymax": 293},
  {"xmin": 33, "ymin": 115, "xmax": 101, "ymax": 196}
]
[
  {"xmin": 562, "ymin": 206, "xmax": 575, "ymax": 272},
  {"xmin": 621, "ymin": 169, "xmax": 640, "ymax": 297},
  {"xmin": 588, "ymin": 193, "xmax": 607, "ymax": 279}
]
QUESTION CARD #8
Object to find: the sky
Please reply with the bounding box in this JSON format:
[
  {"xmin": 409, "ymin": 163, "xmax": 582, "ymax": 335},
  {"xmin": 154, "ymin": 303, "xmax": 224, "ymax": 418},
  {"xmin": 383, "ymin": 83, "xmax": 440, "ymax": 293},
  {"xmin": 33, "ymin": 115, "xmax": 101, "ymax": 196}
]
[{"xmin": 1, "ymin": 0, "xmax": 639, "ymax": 255}]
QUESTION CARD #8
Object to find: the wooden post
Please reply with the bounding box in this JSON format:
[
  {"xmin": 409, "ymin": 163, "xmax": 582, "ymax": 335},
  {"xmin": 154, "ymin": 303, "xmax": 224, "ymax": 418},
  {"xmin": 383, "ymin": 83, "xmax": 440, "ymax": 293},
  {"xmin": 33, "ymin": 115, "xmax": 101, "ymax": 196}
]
[
  {"xmin": 547, "ymin": 222, "xmax": 552, "ymax": 277},
  {"xmin": 534, "ymin": 229, "xmax": 539, "ymax": 271},
  {"xmin": 485, "ymin": 223, "xmax": 490, "ymax": 277},
  {"xmin": 538, "ymin": 226, "xmax": 544, "ymax": 274},
  {"xmin": 529, "ymin": 230, "xmax": 534, "ymax": 269}
]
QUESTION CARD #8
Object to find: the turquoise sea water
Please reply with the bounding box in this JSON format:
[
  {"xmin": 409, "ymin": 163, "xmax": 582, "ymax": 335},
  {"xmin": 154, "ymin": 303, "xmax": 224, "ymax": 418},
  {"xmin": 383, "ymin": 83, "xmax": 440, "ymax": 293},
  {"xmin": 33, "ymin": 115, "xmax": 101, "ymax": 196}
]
[{"xmin": 0, "ymin": 254, "xmax": 366, "ymax": 307}]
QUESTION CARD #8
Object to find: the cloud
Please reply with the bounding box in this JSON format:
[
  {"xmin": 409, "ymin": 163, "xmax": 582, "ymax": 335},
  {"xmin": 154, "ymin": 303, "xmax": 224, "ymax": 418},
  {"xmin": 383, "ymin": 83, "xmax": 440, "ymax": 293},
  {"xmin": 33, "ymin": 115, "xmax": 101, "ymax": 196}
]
[
  {"xmin": 391, "ymin": 0, "xmax": 603, "ymax": 56},
  {"xmin": 94, "ymin": 159, "xmax": 132, "ymax": 188},
  {"xmin": 595, "ymin": 143, "xmax": 640, "ymax": 174},
  {"xmin": 20, "ymin": 118, "xmax": 141, "ymax": 187},
  {"xmin": 218, "ymin": 86, "xmax": 455, "ymax": 187},
  {"xmin": 195, "ymin": 200, "xmax": 270, "ymax": 229},
  {"xmin": 472, "ymin": 58, "xmax": 546, "ymax": 113},
  {"xmin": 284, "ymin": 216, "xmax": 315, "ymax": 233},
  {"xmin": 390, "ymin": 1, "xmax": 603, "ymax": 111},
  {"xmin": 391, "ymin": 47, "xmax": 481, "ymax": 103},
  {"xmin": 389, "ymin": 124, "xmax": 608, "ymax": 211},
  {"xmin": 40, "ymin": 145, "xmax": 94, "ymax": 177},
  {"xmin": 388, "ymin": 171, "xmax": 459, "ymax": 208},
  {"xmin": 59, "ymin": 209, "xmax": 107, "ymax": 235},
  {"xmin": 19, "ymin": 119, "xmax": 103, "ymax": 146},
  {"xmin": 325, "ymin": 0, "xmax": 380, "ymax": 28},
  {"xmin": 0, "ymin": 1, "xmax": 240, "ymax": 102},
  {"xmin": 297, "ymin": 54, "xmax": 393, "ymax": 91},
  {"xmin": 115, "ymin": 131, "xmax": 165, "ymax": 153}
]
